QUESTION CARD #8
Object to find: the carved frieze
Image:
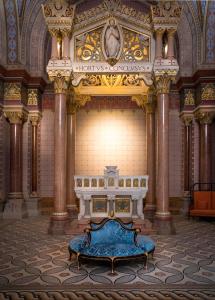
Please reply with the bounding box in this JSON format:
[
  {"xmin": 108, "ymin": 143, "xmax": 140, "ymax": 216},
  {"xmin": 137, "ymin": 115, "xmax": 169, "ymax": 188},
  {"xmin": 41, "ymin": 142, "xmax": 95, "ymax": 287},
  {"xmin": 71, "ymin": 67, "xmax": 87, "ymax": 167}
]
[
  {"xmin": 184, "ymin": 90, "xmax": 195, "ymax": 106},
  {"xmin": 4, "ymin": 83, "xmax": 21, "ymax": 101},
  {"xmin": 201, "ymin": 84, "xmax": 215, "ymax": 101}
]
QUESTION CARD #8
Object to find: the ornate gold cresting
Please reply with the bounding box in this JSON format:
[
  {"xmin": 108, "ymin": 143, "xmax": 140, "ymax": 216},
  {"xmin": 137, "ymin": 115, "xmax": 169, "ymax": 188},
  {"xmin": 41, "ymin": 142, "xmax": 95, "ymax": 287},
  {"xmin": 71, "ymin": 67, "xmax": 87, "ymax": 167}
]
[
  {"xmin": 4, "ymin": 83, "xmax": 21, "ymax": 101},
  {"xmin": 201, "ymin": 84, "xmax": 215, "ymax": 101},
  {"xmin": 184, "ymin": 90, "xmax": 195, "ymax": 106}
]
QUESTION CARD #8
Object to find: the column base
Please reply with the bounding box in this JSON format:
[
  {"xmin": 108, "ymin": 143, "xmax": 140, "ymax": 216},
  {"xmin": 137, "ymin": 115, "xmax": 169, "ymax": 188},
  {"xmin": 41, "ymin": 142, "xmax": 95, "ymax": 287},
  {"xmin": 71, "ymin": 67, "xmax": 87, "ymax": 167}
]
[
  {"xmin": 154, "ymin": 213, "xmax": 175, "ymax": 235},
  {"xmin": 144, "ymin": 204, "xmax": 156, "ymax": 222},
  {"xmin": 3, "ymin": 193, "xmax": 27, "ymax": 219},
  {"xmin": 48, "ymin": 213, "xmax": 70, "ymax": 235},
  {"xmin": 26, "ymin": 196, "xmax": 41, "ymax": 217},
  {"xmin": 67, "ymin": 205, "xmax": 78, "ymax": 220}
]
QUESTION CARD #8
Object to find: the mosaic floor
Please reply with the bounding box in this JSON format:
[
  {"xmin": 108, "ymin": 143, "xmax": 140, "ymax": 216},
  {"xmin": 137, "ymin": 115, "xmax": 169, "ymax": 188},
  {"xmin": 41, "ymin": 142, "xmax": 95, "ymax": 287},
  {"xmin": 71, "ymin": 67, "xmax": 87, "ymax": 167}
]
[{"xmin": 0, "ymin": 215, "xmax": 215, "ymax": 299}]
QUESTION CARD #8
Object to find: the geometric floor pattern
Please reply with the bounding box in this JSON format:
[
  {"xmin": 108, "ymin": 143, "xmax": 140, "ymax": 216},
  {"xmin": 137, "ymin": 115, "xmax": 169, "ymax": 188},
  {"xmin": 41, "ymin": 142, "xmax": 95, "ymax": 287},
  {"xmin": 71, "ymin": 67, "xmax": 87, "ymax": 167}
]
[{"xmin": 0, "ymin": 215, "xmax": 215, "ymax": 299}]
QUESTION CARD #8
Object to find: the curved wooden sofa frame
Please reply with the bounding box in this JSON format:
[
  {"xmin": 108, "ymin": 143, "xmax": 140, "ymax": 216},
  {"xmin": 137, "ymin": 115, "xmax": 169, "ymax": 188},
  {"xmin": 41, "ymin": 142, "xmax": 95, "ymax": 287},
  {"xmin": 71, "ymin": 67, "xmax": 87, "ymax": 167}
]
[{"xmin": 68, "ymin": 217, "xmax": 155, "ymax": 274}]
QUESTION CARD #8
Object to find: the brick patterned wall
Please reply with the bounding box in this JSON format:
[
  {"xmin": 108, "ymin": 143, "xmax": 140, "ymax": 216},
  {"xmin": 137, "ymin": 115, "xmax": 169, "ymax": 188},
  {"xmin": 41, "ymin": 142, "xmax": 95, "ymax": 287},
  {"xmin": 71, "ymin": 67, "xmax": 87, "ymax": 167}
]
[
  {"xmin": 75, "ymin": 109, "xmax": 147, "ymax": 176},
  {"xmin": 169, "ymin": 110, "xmax": 183, "ymax": 197},
  {"xmin": 40, "ymin": 110, "xmax": 54, "ymax": 197},
  {"xmin": 0, "ymin": 117, "xmax": 10, "ymax": 203}
]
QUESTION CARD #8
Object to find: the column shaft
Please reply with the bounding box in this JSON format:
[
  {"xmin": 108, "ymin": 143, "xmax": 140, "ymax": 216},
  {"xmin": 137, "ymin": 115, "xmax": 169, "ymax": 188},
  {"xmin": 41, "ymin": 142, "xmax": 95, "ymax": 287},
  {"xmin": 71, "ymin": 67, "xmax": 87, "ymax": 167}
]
[
  {"xmin": 167, "ymin": 30, "xmax": 175, "ymax": 59},
  {"xmin": 51, "ymin": 35, "xmax": 58, "ymax": 59},
  {"xmin": 63, "ymin": 36, "xmax": 70, "ymax": 59},
  {"xmin": 10, "ymin": 123, "xmax": 23, "ymax": 194},
  {"xmin": 31, "ymin": 124, "xmax": 38, "ymax": 194},
  {"xmin": 200, "ymin": 123, "xmax": 212, "ymax": 184},
  {"xmin": 155, "ymin": 30, "xmax": 164, "ymax": 59},
  {"xmin": 184, "ymin": 124, "xmax": 192, "ymax": 191}
]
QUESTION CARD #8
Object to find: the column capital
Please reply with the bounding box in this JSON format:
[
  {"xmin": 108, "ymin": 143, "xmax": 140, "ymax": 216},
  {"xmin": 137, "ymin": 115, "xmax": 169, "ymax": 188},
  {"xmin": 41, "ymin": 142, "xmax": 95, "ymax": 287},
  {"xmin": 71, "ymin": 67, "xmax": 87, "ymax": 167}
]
[
  {"xmin": 51, "ymin": 76, "xmax": 70, "ymax": 94},
  {"xmin": 167, "ymin": 28, "xmax": 176, "ymax": 36},
  {"xmin": 155, "ymin": 74, "xmax": 171, "ymax": 94},
  {"xmin": 194, "ymin": 111, "xmax": 215, "ymax": 125},
  {"xmin": 131, "ymin": 94, "xmax": 147, "ymax": 109},
  {"xmin": 29, "ymin": 113, "xmax": 42, "ymax": 126},
  {"xmin": 180, "ymin": 115, "xmax": 193, "ymax": 126},
  {"xmin": 4, "ymin": 108, "xmax": 28, "ymax": 124}
]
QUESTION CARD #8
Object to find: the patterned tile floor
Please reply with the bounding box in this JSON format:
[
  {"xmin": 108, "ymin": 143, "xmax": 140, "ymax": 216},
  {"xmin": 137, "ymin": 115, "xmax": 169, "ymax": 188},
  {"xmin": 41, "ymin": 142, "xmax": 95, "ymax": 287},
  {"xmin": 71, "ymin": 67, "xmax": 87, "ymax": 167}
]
[{"xmin": 0, "ymin": 215, "xmax": 215, "ymax": 288}]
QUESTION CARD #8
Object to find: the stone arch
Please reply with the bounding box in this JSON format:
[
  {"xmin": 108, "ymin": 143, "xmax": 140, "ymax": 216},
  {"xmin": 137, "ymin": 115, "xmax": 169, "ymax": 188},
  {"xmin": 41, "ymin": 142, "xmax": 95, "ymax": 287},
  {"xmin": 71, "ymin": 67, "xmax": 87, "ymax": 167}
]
[
  {"xmin": 0, "ymin": 0, "xmax": 7, "ymax": 65},
  {"xmin": 21, "ymin": 0, "xmax": 50, "ymax": 77}
]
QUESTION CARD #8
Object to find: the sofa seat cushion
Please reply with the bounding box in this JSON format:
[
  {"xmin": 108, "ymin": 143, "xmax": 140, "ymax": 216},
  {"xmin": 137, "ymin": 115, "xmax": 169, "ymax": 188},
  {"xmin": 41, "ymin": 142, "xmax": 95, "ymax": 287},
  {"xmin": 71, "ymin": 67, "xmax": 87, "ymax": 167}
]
[
  {"xmin": 136, "ymin": 236, "xmax": 155, "ymax": 253},
  {"xmin": 80, "ymin": 243, "xmax": 145, "ymax": 257}
]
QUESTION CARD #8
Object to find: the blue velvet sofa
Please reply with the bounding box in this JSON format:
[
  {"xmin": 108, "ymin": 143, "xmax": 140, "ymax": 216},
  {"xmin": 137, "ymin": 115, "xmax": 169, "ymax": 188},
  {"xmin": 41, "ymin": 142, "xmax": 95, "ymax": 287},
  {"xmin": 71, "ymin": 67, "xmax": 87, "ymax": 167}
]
[{"xmin": 68, "ymin": 217, "xmax": 155, "ymax": 274}]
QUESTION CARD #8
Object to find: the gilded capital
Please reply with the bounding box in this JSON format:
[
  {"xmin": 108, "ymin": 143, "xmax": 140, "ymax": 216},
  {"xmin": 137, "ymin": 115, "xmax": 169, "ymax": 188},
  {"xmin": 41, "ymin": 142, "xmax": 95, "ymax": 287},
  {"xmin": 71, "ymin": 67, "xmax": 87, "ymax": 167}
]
[
  {"xmin": 52, "ymin": 76, "xmax": 69, "ymax": 94},
  {"xmin": 131, "ymin": 94, "xmax": 147, "ymax": 109},
  {"xmin": 195, "ymin": 111, "xmax": 214, "ymax": 125},
  {"xmin": 4, "ymin": 110, "xmax": 28, "ymax": 124},
  {"xmin": 29, "ymin": 114, "xmax": 41, "ymax": 126},
  {"xmin": 28, "ymin": 89, "xmax": 40, "ymax": 106},
  {"xmin": 67, "ymin": 92, "xmax": 91, "ymax": 114},
  {"xmin": 155, "ymin": 74, "xmax": 171, "ymax": 94},
  {"xmin": 181, "ymin": 115, "xmax": 193, "ymax": 126},
  {"xmin": 4, "ymin": 83, "xmax": 21, "ymax": 101}
]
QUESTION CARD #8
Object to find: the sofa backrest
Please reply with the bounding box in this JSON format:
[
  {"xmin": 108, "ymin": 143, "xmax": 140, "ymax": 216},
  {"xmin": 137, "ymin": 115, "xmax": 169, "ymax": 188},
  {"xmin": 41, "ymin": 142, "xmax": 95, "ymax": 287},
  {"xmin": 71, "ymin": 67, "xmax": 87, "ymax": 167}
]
[{"xmin": 89, "ymin": 219, "xmax": 135, "ymax": 246}]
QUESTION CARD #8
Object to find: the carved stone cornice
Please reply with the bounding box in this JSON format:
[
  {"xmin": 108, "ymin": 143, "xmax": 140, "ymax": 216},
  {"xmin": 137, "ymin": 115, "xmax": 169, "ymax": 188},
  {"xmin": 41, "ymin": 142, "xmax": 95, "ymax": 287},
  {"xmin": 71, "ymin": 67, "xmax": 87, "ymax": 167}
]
[
  {"xmin": 151, "ymin": 1, "xmax": 182, "ymax": 30},
  {"xmin": 29, "ymin": 113, "xmax": 42, "ymax": 126},
  {"xmin": 194, "ymin": 111, "xmax": 215, "ymax": 125},
  {"xmin": 155, "ymin": 73, "xmax": 171, "ymax": 94},
  {"xmin": 27, "ymin": 89, "xmax": 40, "ymax": 106},
  {"xmin": 42, "ymin": 1, "xmax": 75, "ymax": 37},
  {"xmin": 201, "ymin": 83, "xmax": 215, "ymax": 101},
  {"xmin": 4, "ymin": 83, "xmax": 21, "ymax": 101},
  {"xmin": 184, "ymin": 90, "xmax": 195, "ymax": 106},
  {"xmin": 4, "ymin": 107, "xmax": 28, "ymax": 124}
]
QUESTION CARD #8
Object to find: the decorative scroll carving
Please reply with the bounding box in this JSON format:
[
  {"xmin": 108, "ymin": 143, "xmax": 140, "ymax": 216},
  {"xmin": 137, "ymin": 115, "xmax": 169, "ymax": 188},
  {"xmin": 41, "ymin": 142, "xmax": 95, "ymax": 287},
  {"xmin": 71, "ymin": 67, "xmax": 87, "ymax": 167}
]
[
  {"xmin": 4, "ymin": 110, "xmax": 28, "ymax": 124},
  {"xmin": 201, "ymin": 84, "xmax": 215, "ymax": 101},
  {"xmin": 4, "ymin": 83, "xmax": 21, "ymax": 101},
  {"xmin": 184, "ymin": 90, "xmax": 195, "ymax": 106},
  {"xmin": 122, "ymin": 28, "xmax": 149, "ymax": 62},
  {"xmin": 82, "ymin": 74, "xmax": 146, "ymax": 88},
  {"xmin": 28, "ymin": 89, "xmax": 39, "ymax": 106},
  {"xmin": 76, "ymin": 28, "xmax": 103, "ymax": 62},
  {"xmin": 195, "ymin": 111, "xmax": 215, "ymax": 125},
  {"xmin": 155, "ymin": 74, "xmax": 171, "ymax": 94}
]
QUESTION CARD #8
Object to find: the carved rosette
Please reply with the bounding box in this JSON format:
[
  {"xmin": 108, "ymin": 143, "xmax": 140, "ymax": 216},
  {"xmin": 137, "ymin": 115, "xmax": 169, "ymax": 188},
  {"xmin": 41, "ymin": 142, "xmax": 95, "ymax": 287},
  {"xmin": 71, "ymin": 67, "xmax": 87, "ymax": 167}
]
[
  {"xmin": 201, "ymin": 84, "xmax": 215, "ymax": 101},
  {"xmin": 4, "ymin": 83, "xmax": 21, "ymax": 101},
  {"xmin": 4, "ymin": 109, "xmax": 28, "ymax": 124},
  {"xmin": 155, "ymin": 74, "xmax": 171, "ymax": 94},
  {"xmin": 194, "ymin": 111, "xmax": 215, "ymax": 125}
]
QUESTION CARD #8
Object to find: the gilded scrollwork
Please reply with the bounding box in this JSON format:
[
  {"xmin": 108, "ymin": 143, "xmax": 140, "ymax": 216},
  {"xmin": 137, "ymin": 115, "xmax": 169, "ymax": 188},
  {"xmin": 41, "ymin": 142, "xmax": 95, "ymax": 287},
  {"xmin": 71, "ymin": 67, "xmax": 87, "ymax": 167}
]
[
  {"xmin": 76, "ymin": 28, "xmax": 103, "ymax": 62},
  {"xmin": 184, "ymin": 90, "xmax": 195, "ymax": 106},
  {"xmin": 201, "ymin": 84, "xmax": 215, "ymax": 101},
  {"xmin": 122, "ymin": 28, "xmax": 149, "ymax": 62}
]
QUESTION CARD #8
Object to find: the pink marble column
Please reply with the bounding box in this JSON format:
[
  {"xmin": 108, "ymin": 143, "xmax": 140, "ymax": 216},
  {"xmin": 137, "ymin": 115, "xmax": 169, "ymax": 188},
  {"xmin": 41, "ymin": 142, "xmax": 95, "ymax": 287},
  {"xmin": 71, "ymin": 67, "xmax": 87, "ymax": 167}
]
[
  {"xmin": 167, "ymin": 29, "xmax": 176, "ymax": 59},
  {"xmin": 51, "ymin": 35, "xmax": 58, "ymax": 59},
  {"xmin": 144, "ymin": 101, "xmax": 156, "ymax": 221},
  {"xmin": 154, "ymin": 76, "xmax": 174, "ymax": 234},
  {"xmin": 155, "ymin": 29, "xmax": 165, "ymax": 59},
  {"xmin": 199, "ymin": 117, "xmax": 213, "ymax": 186},
  {"xmin": 63, "ymin": 35, "xmax": 70, "ymax": 59},
  {"xmin": 3, "ymin": 111, "xmax": 27, "ymax": 218},
  {"xmin": 66, "ymin": 111, "xmax": 78, "ymax": 219},
  {"xmin": 49, "ymin": 77, "xmax": 69, "ymax": 234}
]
